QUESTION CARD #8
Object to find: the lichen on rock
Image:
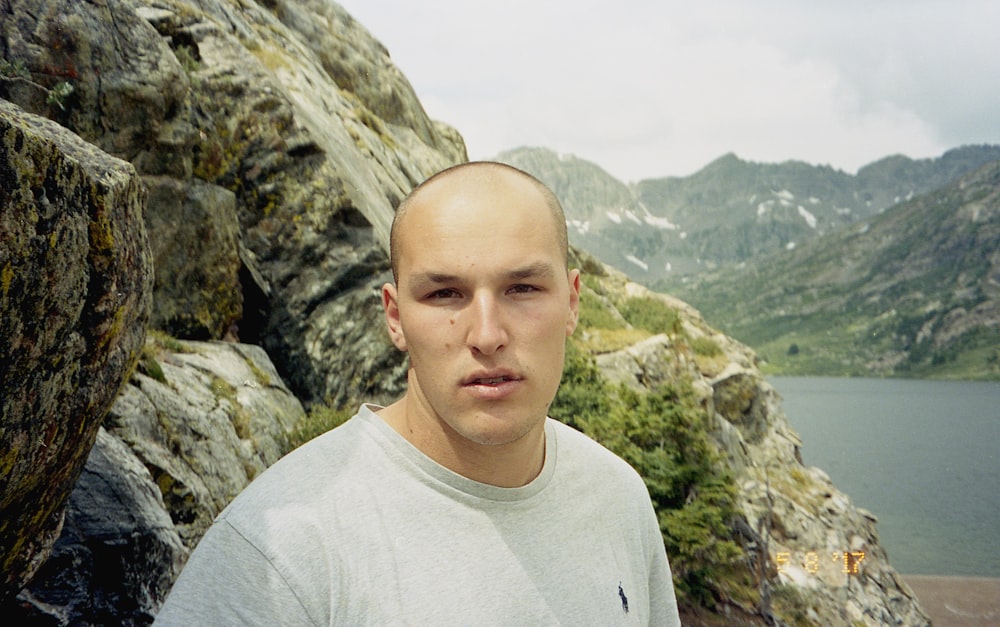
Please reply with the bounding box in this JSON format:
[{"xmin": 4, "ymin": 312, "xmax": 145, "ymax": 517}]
[{"xmin": 0, "ymin": 98, "xmax": 152, "ymax": 602}]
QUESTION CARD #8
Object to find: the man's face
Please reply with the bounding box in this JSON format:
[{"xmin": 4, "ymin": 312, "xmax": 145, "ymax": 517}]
[{"xmin": 382, "ymin": 170, "xmax": 580, "ymax": 452}]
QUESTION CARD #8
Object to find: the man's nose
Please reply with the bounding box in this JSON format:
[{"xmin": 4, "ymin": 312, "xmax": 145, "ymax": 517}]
[{"xmin": 467, "ymin": 292, "xmax": 507, "ymax": 355}]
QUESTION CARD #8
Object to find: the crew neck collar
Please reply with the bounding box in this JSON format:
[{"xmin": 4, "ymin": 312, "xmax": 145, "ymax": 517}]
[{"xmin": 356, "ymin": 404, "xmax": 557, "ymax": 502}]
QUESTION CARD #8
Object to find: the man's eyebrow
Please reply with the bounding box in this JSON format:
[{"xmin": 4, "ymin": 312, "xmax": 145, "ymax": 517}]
[
  {"xmin": 507, "ymin": 262, "xmax": 556, "ymax": 280},
  {"xmin": 409, "ymin": 271, "xmax": 460, "ymax": 284},
  {"xmin": 407, "ymin": 262, "xmax": 556, "ymax": 287}
]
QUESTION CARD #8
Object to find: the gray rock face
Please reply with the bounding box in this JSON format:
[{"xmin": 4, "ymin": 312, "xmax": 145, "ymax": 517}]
[
  {"xmin": 0, "ymin": 99, "xmax": 152, "ymax": 602},
  {"xmin": 0, "ymin": 0, "xmax": 194, "ymax": 176},
  {"xmin": 153, "ymin": 0, "xmax": 464, "ymax": 405},
  {"xmin": 143, "ymin": 176, "xmax": 243, "ymax": 339},
  {"xmin": 1, "ymin": 0, "xmax": 465, "ymax": 406},
  {"xmin": 591, "ymin": 277, "xmax": 931, "ymax": 625},
  {"xmin": 11, "ymin": 428, "xmax": 186, "ymax": 625},
  {"xmin": 9, "ymin": 339, "xmax": 305, "ymax": 622},
  {"xmin": 105, "ymin": 339, "xmax": 306, "ymax": 546}
]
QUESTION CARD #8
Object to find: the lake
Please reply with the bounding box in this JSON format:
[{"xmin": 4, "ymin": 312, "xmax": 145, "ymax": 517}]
[{"xmin": 769, "ymin": 376, "xmax": 1000, "ymax": 577}]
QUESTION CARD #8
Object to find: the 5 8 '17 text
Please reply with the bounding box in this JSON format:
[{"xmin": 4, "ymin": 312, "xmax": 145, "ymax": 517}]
[{"xmin": 775, "ymin": 551, "xmax": 866, "ymax": 575}]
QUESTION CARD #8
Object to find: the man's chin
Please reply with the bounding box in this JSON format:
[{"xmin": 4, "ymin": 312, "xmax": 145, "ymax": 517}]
[{"xmin": 455, "ymin": 411, "xmax": 544, "ymax": 448}]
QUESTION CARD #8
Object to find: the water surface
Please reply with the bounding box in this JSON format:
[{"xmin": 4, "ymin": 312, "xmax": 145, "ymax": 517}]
[{"xmin": 770, "ymin": 376, "xmax": 1000, "ymax": 577}]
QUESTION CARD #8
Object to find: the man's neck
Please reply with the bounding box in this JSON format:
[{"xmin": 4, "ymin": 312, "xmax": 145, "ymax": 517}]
[{"xmin": 377, "ymin": 398, "xmax": 546, "ymax": 488}]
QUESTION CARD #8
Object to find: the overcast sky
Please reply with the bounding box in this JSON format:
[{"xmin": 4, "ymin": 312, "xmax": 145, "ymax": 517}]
[{"xmin": 336, "ymin": 0, "xmax": 1000, "ymax": 182}]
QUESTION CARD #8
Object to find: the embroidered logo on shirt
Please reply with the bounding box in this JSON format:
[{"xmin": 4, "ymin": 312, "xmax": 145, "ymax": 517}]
[{"xmin": 618, "ymin": 582, "xmax": 629, "ymax": 614}]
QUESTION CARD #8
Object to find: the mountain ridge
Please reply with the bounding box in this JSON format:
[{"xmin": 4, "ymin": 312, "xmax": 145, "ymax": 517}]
[
  {"xmin": 672, "ymin": 157, "xmax": 1000, "ymax": 379},
  {"xmin": 497, "ymin": 144, "xmax": 1000, "ymax": 285},
  {"xmin": 497, "ymin": 145, "xmax": 1000, "ymax": 380}
]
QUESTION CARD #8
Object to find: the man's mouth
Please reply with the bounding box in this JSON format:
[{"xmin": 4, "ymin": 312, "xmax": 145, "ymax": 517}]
[
  {"xmin": 463, "ymin": 372, "xmax": 521, "ymax": 386},
  {"xmin": 471, "ymin": 376, "xmax": 513, "ymax": 386}
]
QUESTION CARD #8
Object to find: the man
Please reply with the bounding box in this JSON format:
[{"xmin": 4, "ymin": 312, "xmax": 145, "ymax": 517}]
[{"xmin": 155, "ymin": 162, "xmax": 681, "ymax": 625}]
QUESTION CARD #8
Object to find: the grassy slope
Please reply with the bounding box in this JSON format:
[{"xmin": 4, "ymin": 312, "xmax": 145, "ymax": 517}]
[{"xmin": 665, "ymin": 161, "xmax": 1000, "ymax": 380}]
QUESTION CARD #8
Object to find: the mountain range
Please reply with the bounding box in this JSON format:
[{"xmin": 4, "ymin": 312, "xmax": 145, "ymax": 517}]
[
  {"xmin": 497, "ymin": 145, "xmax": 1000, "ymax": 379},
  {"xmin": 497, "ymin": 145, "xmax": 1000, "ymax": 282}
]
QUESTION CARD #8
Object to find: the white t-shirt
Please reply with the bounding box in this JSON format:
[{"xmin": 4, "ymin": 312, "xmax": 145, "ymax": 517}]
[{"xmin": 155, "ymin": 405, "xmax": 681, "ymax": 626}]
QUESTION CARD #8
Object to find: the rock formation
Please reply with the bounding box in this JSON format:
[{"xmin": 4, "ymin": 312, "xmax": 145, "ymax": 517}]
[
  {"xmin": 13, "ymin": 338, "xmax": 305, "ymax": 623},
  {"xmin": 589, "ymin": 271, "xmax": 930, "ymax": 625},
  {"xmin": 16, "ymin": 427, "xmax": 186, "ymax": 625},
  {"xmin": 1, "ymin": 0, "xmax": 931, "ymax": 624},
  {"xmin": 0, "ymin": 99, "xmax": 152, "ymax": 603}
]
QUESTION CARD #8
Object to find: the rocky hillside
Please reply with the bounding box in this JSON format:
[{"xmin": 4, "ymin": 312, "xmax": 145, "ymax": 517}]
[
  {"xmin": 498, "ymin": 145, "xmax": 1000, "ymax": 285},
  {"xmin": 671, "ymin": 158, "xmax": 1000, "ymax": 380},
  {"xmin": 2, "ymin": 1, "xmax": 930, "ymax": 624}
]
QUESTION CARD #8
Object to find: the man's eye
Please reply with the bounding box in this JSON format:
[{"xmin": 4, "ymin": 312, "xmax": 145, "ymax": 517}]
[
  {"xmin": 508, "ymin": 284, "xmax": 538, "ymax": 295},
  {"xmin": 427, "ymin": 288, "xmax": 460, "ymax": 299}
]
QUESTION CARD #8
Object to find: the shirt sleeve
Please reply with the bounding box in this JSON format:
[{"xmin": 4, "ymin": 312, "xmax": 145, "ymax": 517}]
[
  {"xmin": 153, "ymin": 518, "xmax": 316, "ymax": 626},
  {"xmin": 645, "ymin": 506, "xmax": 683, "ymax": 626}
]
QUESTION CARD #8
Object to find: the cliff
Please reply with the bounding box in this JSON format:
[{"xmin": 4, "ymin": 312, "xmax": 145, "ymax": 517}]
[{"xmin": 1, "ymin": 1, "xmax": 929, "ymax": 624}]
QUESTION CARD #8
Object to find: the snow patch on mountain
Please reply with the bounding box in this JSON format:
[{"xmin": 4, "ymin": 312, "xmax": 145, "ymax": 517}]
[
  {"xmin": 797, "ymin": 205, "xmax": 818, "ymax": 229},
  {"xmin": 568, "ymin": 219, "xmax": 590, "ymax": 235},
  {"xmin": 625, "ymin": 254, "xmax": 649, "ymax": 271},
  {"xmin": 643, "ymin": 214, "xmax": 679, "ymax": 230},
  {"xmin": 624, "ymin": 209, "xmax": 643, "ymax": 225}
]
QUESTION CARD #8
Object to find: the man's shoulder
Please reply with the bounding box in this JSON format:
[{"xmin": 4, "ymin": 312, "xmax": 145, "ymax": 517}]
[
  {"xmin": 548, "ymin": 417, "xmax": 621, "ymax": 459},
  {"xmin": 546, "ymin": 418, "xmax": 659, "ymax": 542},
  {"xmin": 218, "ymin": 408, "xmax": 378, "ymax": 522},
  {"xmin": 547, "ymin": 418, "xmax": 645, "ymax": 485}
]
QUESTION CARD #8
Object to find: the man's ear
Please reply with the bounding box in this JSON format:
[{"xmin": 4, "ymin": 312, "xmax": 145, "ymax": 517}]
[
  {"xmin": 382, "ymin": 283, "xmax": 408, "ymax": 351},
  {"xmin": 566, "ymin": 269, "xmax": 581, "ymax": 337}
]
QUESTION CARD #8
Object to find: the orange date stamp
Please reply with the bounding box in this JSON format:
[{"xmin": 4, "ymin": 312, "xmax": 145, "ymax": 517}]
[{"xmin": 774, "ymin": 551, "xmax": 866, "ymax": 575}]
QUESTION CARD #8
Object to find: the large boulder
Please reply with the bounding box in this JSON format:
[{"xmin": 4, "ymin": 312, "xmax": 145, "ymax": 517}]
[
  {"xmin": 0, "ymin": 99, "xmax": 152, "ymax": 601},
  {"xmin": 104, "ymin": 338, "xmax": 306, "ymax": 546},
  {"xmin": 9, "ymin": 428, "xmax": 186, "ymax": 625},
  {"xmin": 8, "ymin": 338, "xmax": 305, "ymax": 622}
]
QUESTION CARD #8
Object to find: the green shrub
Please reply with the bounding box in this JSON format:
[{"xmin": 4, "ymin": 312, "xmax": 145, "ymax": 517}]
[
  {"xmin": 282, "ymin": 404, "xmax": 353, "ymax": 454},
  {"xmin": 578, "ymin": 293, "xmax": 627, "ymax": 331},
  {"xmin": 552, "ymin": 341, "xmax": 744, "ymax": 607},
  {"xmin": 619, "ymin": 297, "xmax": 683, "ymax": 335},
  {"xmin": 174, "ymin": 44, "xmax": 201, "ymax": 73},
  {"xmin": 690, "ymin": 336, "xmax": 723, "ymax": 357}
]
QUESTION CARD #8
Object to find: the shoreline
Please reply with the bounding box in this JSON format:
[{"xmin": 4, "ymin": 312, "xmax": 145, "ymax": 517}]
[{"xmin": 902, "ymin": 574, "xmax": 1000, "ymax": 627}]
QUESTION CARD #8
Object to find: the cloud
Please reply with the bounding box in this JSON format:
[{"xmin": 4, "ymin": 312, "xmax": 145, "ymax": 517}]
[{"xmin": 338, "ymin": 0, "xmax": 1000, "ymax": 181}]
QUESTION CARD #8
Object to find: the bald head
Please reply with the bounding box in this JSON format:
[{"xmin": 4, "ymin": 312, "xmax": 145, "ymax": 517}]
[{"xmin": 389, "ymin": 162, "xmax": 569, "ymax": 283}]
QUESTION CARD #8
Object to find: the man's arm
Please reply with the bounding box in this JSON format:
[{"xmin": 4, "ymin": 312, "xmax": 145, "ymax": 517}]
[{"xmin": 154, "ymin": 519, "xmax": 315, "ymax": 626}]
